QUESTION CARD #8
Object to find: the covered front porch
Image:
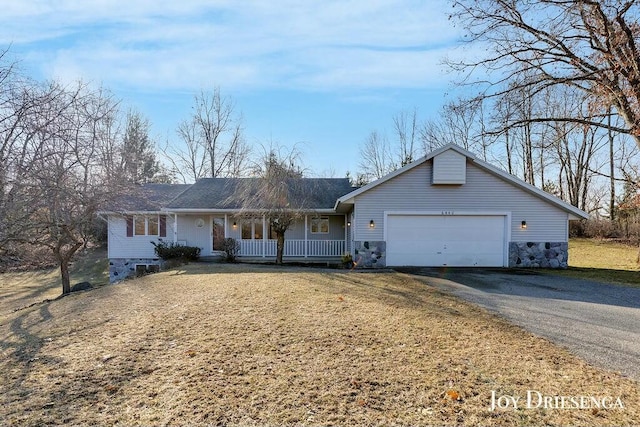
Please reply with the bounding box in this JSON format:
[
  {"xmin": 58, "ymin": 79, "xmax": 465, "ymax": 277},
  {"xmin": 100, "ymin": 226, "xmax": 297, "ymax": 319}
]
[
  {"xmin": 238, "ymin": 238, "xmax": 345, "ymax": 258},
  {"xmin": 167, "ymin": 211, "xmax": 350, "ymax": 259}
]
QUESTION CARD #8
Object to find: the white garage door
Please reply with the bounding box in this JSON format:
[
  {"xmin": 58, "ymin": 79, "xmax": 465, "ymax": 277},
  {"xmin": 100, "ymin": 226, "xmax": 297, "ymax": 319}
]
[{"xmin": 386, "ymin": 215, "xmax": 505, "ymax": 267}]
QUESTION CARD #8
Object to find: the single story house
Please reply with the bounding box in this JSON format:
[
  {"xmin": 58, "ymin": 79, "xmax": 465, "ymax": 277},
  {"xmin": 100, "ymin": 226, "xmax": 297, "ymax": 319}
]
[{"xmin": 101, "ymin": 144, "xmax": 589, "ymax": 282}]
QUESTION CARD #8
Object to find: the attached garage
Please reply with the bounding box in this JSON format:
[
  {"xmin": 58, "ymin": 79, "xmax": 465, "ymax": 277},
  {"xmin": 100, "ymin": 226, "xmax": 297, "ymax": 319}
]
[
  {"xmin": 386, "ymin": 214, "xmax": 507, "ymax": 267},
  {"xmin": 335, "ymin": 144, "xmax": 590, "ymax": 269}
]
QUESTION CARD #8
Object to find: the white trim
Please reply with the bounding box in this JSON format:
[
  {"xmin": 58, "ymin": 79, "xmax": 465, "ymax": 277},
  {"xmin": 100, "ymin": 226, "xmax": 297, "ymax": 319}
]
[
  {"xmin": 173, "ymin": 213, "xmax": 178, "ymax": 244},
  {"xmin": 209, "ymin": 215, "xmax": 214, "ymax": 255},
  {"xmin": 304, "ymin": 215, "xmax": 308, "ymax": 258},
  {"xmin": 309, "ymin": 216, "xmax": 330, "ymax": 234},
  {"xmin": 352, "ymin": 205, "xmax": 357, "ymax": 242},
  {"xmin": 344, "ymin": 214, "xmax": 348, "ymax": 253},
  {"xmin": 163, "ymin": 208, "xmax": 338, "ymax": 214},
  {"xmin": 133, "ymin": 214, "xmax": 160, "ymax": 237},
  {"xmin": 384, "ymin": 210, "xmax": 511, "ymax": 267},
  {"xmin": 99, "ymin": 210, "xmax": 165, "ymax": 215},
  {"xmin": 471, "ymin": 157, "xmax": 588, "ymax": 220},
  {"xmin": 262, "ymin": 215, "xmax": 267, "ymax": 258},
  {"xmin": 334, "ymin": 143, "xmax": 589, "ymax": 220}
]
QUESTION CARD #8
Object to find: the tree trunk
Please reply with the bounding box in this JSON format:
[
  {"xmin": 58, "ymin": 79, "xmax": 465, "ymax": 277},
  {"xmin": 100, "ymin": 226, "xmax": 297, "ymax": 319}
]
[
  {"xmin": 608, "ymin": 109, "xmax": 616, "ymax": 222},
  {"xmin": 60, "ymin": 258, "xmax": 71, "ymax": 295},
  {"xmin": 276, "ymin": 233, "xmax": 285, "ymax": 264}
]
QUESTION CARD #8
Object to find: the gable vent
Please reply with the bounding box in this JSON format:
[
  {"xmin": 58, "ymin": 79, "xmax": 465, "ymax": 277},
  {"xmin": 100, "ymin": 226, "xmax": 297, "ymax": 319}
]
[{"xmin": 432, "ymin": 149, "xmax": 466, "ymax": 184}]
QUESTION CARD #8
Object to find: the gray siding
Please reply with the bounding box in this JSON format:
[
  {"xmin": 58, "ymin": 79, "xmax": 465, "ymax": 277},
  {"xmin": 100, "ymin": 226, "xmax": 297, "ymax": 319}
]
[
  {"xmin": 433, "ymin": 149, "xmax": 466, "ymax": 184},
  {"xmin": 354, "ymin": 161, "xmax": 569, "ymax": 242},
  {"xmin": 107, "ymin": 214, "xmax": 176, "ymax": 259},
  {"xmin": 176, "ymin": 215, "xmax": 213, "ymax": 253},
  {"xmin": 173, "ymin": 214, "xmax": 347, "ymax": 253},
  {"xmin": 277, "ymin": 214, "xmax": 346, "ymax": 240}
]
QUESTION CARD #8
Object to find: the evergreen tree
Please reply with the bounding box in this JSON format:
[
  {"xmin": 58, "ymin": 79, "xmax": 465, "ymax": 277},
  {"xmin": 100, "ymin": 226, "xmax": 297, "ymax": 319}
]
[{"xmin": 122, "ymin": 110, "xmax": 161, "ymax": 184}]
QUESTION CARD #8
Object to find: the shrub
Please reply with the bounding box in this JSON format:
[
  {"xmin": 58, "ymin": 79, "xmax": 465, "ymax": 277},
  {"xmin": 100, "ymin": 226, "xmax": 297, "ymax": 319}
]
[
  {"xmin": 341, "ymin": 252, "xmax": 354, "ymax": 268},
  {"xmin": 151, "ymin": 241, "xmax": 201, "ymax": 261},
  {"xmin": 221, "ymin": 238, "xmax": 240, "ymax": 262}
]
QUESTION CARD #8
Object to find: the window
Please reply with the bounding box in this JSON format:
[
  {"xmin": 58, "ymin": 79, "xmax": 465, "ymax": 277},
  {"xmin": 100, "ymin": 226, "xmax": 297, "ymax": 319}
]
[
  {"xmin": 212, "ymin": 217, "xmax": 225, "ymax": 251},
  {"xmin": 135, "ymin": 264, "xmax": 160, "ymax": 277},
  {"xmin": 148, "ymin": 216, "xmax": 159, "ymax": 235},
  {"xmin": 134, "ymin": 217, "xmax": 146, "ymax": 235},
  {"xmin": 254, "ymin": 219, "xmax": 264, "ymax": 239},
  {"xmin": 133, "ymin": 215, "xmax": 160, "ymax": 236},
  {"xmin": 242, "ymin": 221, "xmax": 252, "ymax": 239},
  {"xmin": 310, "ymin": 216, "xmax": 329, "ymax": 234},
  {"xmin": 241, "ymin": 218, "xmax": 264, "ymax": 239}
]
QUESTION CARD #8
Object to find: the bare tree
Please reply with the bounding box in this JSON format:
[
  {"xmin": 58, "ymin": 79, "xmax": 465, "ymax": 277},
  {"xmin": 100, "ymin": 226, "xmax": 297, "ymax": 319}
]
[
  {"xmin": 28, "ymin": 82, "xmax": 122, "ymax": 294},
  {"xmin": 393, "ymin": 109, "xmax": 420, "ymax": 166},
  {"xmin": 420, "ymin": 97, "xmax": 487, "ymax": 155},
  {"xmin": 166, "ymin": 119, "xmax": 207, "ymax": 183},
  {"xmin": 359, "ymin": 130, "xmax": 396, "ymax": 181},
  {"xmin": 233, "ymin": 145, "xmax": 305, "ymax": 264},
  {"xmin": 0, "ymin": 65, "xmax": 123, "ymax": 293},
  {"xmin": 449, "ymin": 0, "xmax": 640, "ymax": 148},
  {"xmin": 165, "ymin": 88, "xmax": 250, "ymax": 182}
]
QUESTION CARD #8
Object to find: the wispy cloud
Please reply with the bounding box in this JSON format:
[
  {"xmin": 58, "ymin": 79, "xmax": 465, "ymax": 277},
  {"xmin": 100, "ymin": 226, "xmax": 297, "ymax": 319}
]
[{"xmin": 1, "ymin": 0, "xmax": 463, "ymax": 92}]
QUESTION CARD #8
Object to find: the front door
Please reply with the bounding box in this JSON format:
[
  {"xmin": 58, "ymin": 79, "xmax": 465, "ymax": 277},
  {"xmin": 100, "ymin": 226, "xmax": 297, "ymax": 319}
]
[{"xmin": 212, "ymin": 216, "xmax": 225, "ymax": 252}]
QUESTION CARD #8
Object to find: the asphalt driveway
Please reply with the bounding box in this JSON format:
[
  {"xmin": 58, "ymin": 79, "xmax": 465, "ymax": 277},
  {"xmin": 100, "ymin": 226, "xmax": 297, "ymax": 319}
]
[{"xmin": 397, "ymin": 268, "xmax": 640, "ymax": 382}]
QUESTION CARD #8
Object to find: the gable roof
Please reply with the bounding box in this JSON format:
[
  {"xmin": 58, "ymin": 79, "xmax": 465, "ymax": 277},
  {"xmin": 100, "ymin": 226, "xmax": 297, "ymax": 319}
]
[
  {"xmin": 165, "ymin": 178, "xmax": 354, "ymax": 211},
  {"xmin": 101, "ymin": 183, "xmax": 190, "ymax": 213},
  {"xmin": 335, "ymin": 143, "xmax": 589, "ymax": 220}
]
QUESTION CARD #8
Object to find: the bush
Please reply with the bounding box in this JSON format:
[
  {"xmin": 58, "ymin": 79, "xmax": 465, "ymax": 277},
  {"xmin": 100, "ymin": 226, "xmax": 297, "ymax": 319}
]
[
  {"xmin": 152, "ymin": 241, "xmax": 201, "ymax": 261},
  {"xmin": 582, "ymin": 218, "xmax": 619, "ymax": 238},
  {"xmin": 221, "ymin": 238, "xmax": 240, "ymax": 262},
  {"xmin": 341, "ymin": 252, "xmax": 354, "ymax": 268}
]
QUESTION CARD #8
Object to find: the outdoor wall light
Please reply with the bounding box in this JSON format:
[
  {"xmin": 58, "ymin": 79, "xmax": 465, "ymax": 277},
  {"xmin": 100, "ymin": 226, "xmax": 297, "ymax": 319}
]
[
  {"xmin": 521, "ymin": 220, "xmax": 527, "ymax": 229},
  {"xmin": 369, "ymin": 220, "xmax": 375, "ymax": 228},
  {"xmin": 233, "ymin": 221, "xmax": 237, "ymax": 228},
  {"xmin": 347, "ymin": 221, "xmax": 351, "ymax": 227}
]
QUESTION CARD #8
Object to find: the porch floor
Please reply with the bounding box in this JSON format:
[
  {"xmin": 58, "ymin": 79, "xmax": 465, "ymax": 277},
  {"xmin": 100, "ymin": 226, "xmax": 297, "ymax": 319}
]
[{"xmin": 199, "ymin": 255, "xmax": 342, "ymax": 265}]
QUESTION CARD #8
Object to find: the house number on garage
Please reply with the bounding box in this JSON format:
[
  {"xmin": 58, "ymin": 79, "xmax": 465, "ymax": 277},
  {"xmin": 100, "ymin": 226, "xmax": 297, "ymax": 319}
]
[{"xmin": 441, "ymin": 211, "xmax": 454, "ymax": 215}]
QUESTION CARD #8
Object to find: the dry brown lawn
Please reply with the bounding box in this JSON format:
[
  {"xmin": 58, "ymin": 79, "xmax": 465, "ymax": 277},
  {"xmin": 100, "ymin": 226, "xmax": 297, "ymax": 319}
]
[
  {"xmin": 547, "ymin": 238, "xmax": 640, "ymax": 287},
  {"xmin": 1, "ymin": 263, "xmax": 638, "ymax": 426}
]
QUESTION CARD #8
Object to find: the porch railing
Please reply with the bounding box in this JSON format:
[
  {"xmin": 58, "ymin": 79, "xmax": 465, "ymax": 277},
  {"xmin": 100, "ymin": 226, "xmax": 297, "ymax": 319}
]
[{"xmin": 238, "ymin": 239, "xmax": 345, "ymax": 257}]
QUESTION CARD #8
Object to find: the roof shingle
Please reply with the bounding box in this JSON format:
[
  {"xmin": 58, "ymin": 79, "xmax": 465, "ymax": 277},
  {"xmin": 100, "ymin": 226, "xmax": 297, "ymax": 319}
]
[{"xmin": 165, "ymin": 178, "xmax": 354, "ymax": 210}]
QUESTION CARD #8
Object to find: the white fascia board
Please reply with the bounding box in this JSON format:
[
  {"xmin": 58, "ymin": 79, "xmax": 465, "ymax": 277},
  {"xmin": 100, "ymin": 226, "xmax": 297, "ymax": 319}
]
[
  {"xmin": 471, "ymin": 159, "xmax": 590, "ymax": 220},
  {"xmin": 335, "ymin": 142, "xmax": 589, "ymax": 220},
  {"xmin": 162, "ymin": 208, "xmax": 338, "ymax": 214},
  {"xmin": 98, "ymin": 210, "xmax": 165, "ymax": 215},
  {"xmin": 423, "ymin": 143, "xmax": 476, "ymax": 161},
  {"xmin": 334, "ymin": 157, "xmax": 429, "ymax": 209},
  {"xmin": 333, "ymin": 143, "xmax": 473, "ymax": 210}
]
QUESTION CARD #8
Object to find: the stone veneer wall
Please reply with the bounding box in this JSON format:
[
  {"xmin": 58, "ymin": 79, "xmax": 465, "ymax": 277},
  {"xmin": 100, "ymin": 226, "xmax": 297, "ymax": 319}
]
[
  {"xmin": 508, "ymin": 242, "xmax": 568, "ymax": 268},
  {"xmin": 353, "ymin": 241, "xmax": 386, "ymax": 268},
  {"xmin": 109, "ymin": 258, "xmax": 163, "ymax": 283}
]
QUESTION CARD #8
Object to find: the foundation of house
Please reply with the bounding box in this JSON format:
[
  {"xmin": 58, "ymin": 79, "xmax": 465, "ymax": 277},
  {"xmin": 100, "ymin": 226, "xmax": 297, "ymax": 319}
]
[
  {"xmin": 353, "ymin": 241, "xmax": 387, "ymax": 268},
  {"xmin": 508, "ymin": 242, "xmax": 568, "ymax": 268},
  {"xmin": 109, "ymin": 258, "xmax": 163, "ymax": 283}
]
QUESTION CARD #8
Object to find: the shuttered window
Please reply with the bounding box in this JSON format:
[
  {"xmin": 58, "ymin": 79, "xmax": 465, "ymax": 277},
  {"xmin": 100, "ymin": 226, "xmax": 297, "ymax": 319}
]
[{"xmin": 128, "ymin": 215, "xmax": 166, "ymax": 237}]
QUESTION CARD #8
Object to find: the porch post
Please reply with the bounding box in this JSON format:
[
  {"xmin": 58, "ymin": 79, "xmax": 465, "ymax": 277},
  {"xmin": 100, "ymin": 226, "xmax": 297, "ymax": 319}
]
[
  {"xmin": 344, "ymin": 214, "xmax": 347, "ymax": 254},
  {"xmin": 304, "ymin": 214, "xmax": 308, "ymax": 258},
  {"xmin": 262, "ymin": 215, "xmax": 266, "ymax": 258},
  {"xmin": 224, "ymin": 214, "xmax": 228, "ymax": 238},
  {"xmin": 173, "ymin": 213, "xmax": 178, "ymax": 244}
]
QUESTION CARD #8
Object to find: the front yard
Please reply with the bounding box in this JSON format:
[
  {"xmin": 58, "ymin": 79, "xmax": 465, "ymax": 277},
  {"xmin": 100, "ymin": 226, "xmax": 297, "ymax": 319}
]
[{"xmin": 1, "ymin": 263, "xmax": 638, "ymax": 426}]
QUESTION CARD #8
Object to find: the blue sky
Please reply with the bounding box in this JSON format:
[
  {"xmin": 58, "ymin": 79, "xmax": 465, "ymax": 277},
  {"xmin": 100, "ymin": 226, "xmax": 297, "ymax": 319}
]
[{"xmin": 0, "ymin": 0, "xmax": 467, "ymax": 177}]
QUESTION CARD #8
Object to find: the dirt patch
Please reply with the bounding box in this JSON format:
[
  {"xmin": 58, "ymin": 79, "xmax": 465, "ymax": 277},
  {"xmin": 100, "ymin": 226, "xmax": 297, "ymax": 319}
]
[{"xmin": 1, "ymin": 263, "xmax": 637, "ymax": 426}]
